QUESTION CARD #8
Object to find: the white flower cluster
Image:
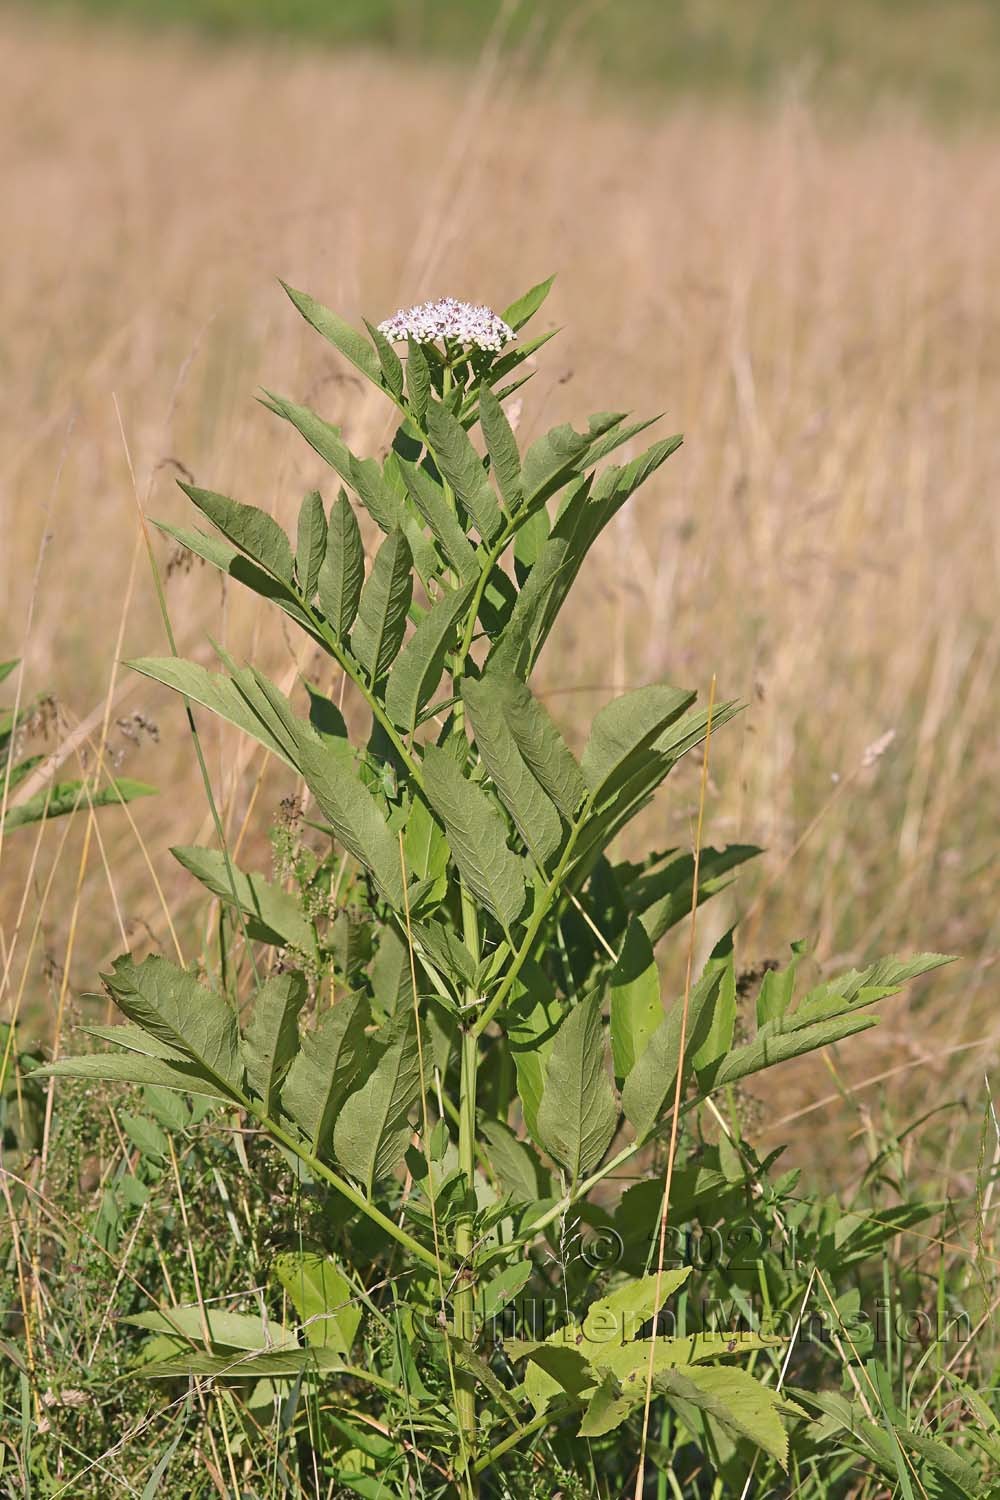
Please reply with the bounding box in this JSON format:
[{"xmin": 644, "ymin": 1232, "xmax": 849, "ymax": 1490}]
[{"xmin": 377, "ymin": 297, "xmax": 514, "ymax": 353}]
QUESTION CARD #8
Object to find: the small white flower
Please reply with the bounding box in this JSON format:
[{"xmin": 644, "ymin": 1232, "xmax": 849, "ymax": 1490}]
[{"xmin": 378, "ymin": 298, "xmax": 514, "ymax": 354}]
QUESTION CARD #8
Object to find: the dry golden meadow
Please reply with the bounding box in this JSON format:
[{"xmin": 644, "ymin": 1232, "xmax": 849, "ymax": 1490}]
[{"xmin": 3, "ymin": 13, "xmax": 998, "ymax": 1161}]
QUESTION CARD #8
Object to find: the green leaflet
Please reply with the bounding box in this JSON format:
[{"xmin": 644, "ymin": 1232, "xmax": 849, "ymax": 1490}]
[
  {"xmin": 620, "ymin": 965, "xmax": 723, "ymax": 1142},
  {"xmin": 580, "ymin": 684, "xmax": 696, "ymax": 802},
  {"xmin": 584, "ymin": 1268, "xmax": 693, "ymax": 1344},
  {"xmin": 141, "ymin": 1348, "xmax": 349, "ymax": 1380},
  {"xmin": 462, "ymin": 676, "xmax": 563, "ymax": 869},
  {"xmin": 569, "ymin": 701, "xmax": 743, "ymax": 882},
  {"xmin": 318, "ymin": 490, "xmax": 365, "ymax": 640},
  {"xmin": 777, "ymin": 951, "xmax": 954, "ymax": 1035},
  {"xmin": 104, "ymin": 954, "xmax": 242, "ymax": 1093},
  {"xmin": 488, "ymin": 434, "xmax": 682, "ymax": 677},
  {"xmin": 385, "ymin": 582, "xmax": 475, "ymax": 734},
  {"xmin": 282, "ymin": 993, "xmax": 370, "ymax": 1158},
  {"xmin": 2, "ymin": 777, "xmax": 155, "ymax": 833},
  {"xmin": 490, "ymin": 672, "xmax": 586, "ymax": 820},
  {"xmin": 421, "ymin": 745, "xmax": 526, "ymax": 934},
  {"xmin": 179, "ymin": 483, "xmax": 293, "ymax": 583},
  {"xmin": 281, "ymin": 281, "xmax": 381, "ymax": 386},
  {"xmin": 476, "ymin": 1261, "xmax": 533, "ymax": 1322},
  {"xmin": 405, "ymin": 337, "xmax": 430, "ymax": 423},
  {"xmin": 241, "ymin": 973, "xmax": 306, "ymax": 1118},
  {"xmin": 397, "ymin": 457, "xmax": 479, "ymax": 583},
  {"xmin": 333, "ymin": 1013, "xmax": 421, "ymax": 1194},
  {"xmin": 479, "ymin": 1117, "xmax": 545, "ymax": 1204},
  {"xmin": 155, "ymin": 518, "xmax": 325, "ymax": 643},
  {"xmin": 171, "ymin": 844, "xmax": 318, "ymax": 959},
  {"xmin": 698, "ymin": 1013, "xmax": 878, "ymax": 1093},
  {"xmin": 128, "ymin": 1306, "xmax": 298, "ymax": 1351},
  {"xmin": 364, "ymin": 318, "xmax": 404, "ymax": 401},
  {"xmin": 295, "ymin": 489, "xmax": 327, "ymax": 601},
  {"xmin": 425, "ymin": 400, "xmax": 503, "ymax": 542},
  {"xmin": 263, "ymin": 392, "xmax": 402, "ymax": 534},
  {"xmin": 506, "ymin": 963, "xmax": 561, "ymax": 1139},
  {"xmin": 629, "ymin": 844, "xmax": 761, "ymax": 947},
  {"xmin": 655, "ymin": 1363, "xmax": 789, "ymax": 1470},
  {"xmin": 34, "ymin": 1051, "xmax": 234, "ymax": 1102},
  {"xmin": 520, "ymin": 421, "xmax": 594, "ymax": 508},
  {"xmin": 247, "ymin": 675, "xmax": 403, "ymax": 907},
  {"xmin": 535, "ymin": 992, "xmax": 617, "ymax": 1186},
  {"xmin": 689, "ymin": 930, "xmax": 737, "ymax": 1074},
  {"xmin": 273, "ymin": 1251, "xmax": 362, "ymax": 1355},
  {"xmin": 351, "ymin": 530, "xmax": 414, "ymax": 684},
  {"xmin": 502, "ymin": 274, "xmax": 556, "ymax": 332},
  {"xmin": 125, "ymin": 656, "xmax": 289, "ymax": 769},
  {"xmin": 609, "ymin": 919, "xmax": 661, "ymax": 1083},
  {"xmin": 478, "ymin": 383, "xmax": 522, "ymax": 511}
]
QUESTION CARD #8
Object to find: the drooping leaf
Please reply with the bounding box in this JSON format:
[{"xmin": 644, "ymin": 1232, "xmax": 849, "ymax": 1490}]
[
  {"xmin": 333, "ymin": 1012, "xmax": 421, "ymax": 1194},
  {"xmin": 101, "ymin": 954, "xmax": 242, "ymax": 1093},
  {"xmin": 385, "ymin": 582, "xmax": 475, "ymax": 734},
  {"xmin": 295, "ymin": 489, "xmax": 327, "ymax": 601},
  {"xmin": 282, "ymin": 993, "xmax": 370, "ymax": 1158},
  {"xmin": 421, "ymin": 745, "xmax": 525, "ymax": 934},
  {"xmin": 171, "ymin": 845, "xmax": 318, "ymax": 958},
  {"xmin": 462, "ymin": 676, "xmax": 562, "ymax": 868},
  {"xmin": 609, "ymin": 919, "xmax": 662, "ymax": 1083},
  {"xmin": 621, "ymin": 965, "xmax": 723, "ymax": 1142},
  {"xmin": 478, "ymin": 383, "xmax": 522, "ymax": 511},
  {"xmin": 425, "ymin": 401, "xmax": 502, "ymax": 542},
  {"xmin": 351, "ymin": 530, "xmax": 414, "ymax": 684},
  {"xmin": 318, "ymin": 490, "xmax": 365, "ymax": 640},
  {"xmin": 655, "ymin": 1363, "xmax": 789, "ymax": 1470},
  {"xmin": 535, "ymin": 992, "xmax": 617, "ymax": 1185},
  {"xmin": 242, "ymin": 973, "xmax": 306, "ymax": 1117},
  {"xmin": 179, "ymin": 483, "xmax": 293, "ymax": 583},
  {"xmin": 273, "ymin": 1251, "xmax": 362, "ymax": 1354},
  {"xmin": 280, "ymin": 282, "xmax": 381, "ymax": 386}
]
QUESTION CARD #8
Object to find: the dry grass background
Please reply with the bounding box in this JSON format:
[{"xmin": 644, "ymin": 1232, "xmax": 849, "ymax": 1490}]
[{"xmin": 3, "ymin": 13, "xmax": 998, "ymax": 1158}]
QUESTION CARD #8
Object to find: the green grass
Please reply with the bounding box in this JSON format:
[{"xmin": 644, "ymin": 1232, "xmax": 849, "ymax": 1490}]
[{"xmin": 12, "ymin": 0, "xmax": 1000, "ymax": 116}]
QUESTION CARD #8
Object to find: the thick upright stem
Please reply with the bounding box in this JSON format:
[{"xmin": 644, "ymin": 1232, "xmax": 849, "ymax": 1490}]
[{"xmin": 455, "ymin": 885, "xmax": 481, "ymax": 1496}]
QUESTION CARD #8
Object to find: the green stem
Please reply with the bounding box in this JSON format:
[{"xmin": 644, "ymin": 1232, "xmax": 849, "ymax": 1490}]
[
  {"xmin": 472, "ymin": 1408, "xmax": 552, "ymax": 1476},
  {"xmin": 455, "ymin": 884, "xmax": 482, "ymax": 1497},
  {"xmin": 242, "ymin": 1098, "xmax": 446, "ymax": 1277},
  {"xmin": 472, "ymin": 802, "xmax": 592, "ymax": 1039}
]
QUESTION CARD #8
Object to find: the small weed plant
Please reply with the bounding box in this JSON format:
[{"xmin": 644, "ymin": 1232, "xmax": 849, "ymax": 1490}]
[{"xmin": 27, "ymin": 280, "xmax": 983, "ymax": 1497}]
